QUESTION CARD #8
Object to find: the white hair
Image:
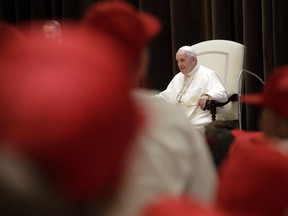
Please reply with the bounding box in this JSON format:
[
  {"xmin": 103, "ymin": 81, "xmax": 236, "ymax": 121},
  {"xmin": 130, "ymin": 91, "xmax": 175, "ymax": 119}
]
[
  {"xmin": 43, "ymin": 20, "xmax": 62, "ymax": 32},
  {"xmin": 178, "ymin": 46, "xmax": 196, "ymax": 57}
]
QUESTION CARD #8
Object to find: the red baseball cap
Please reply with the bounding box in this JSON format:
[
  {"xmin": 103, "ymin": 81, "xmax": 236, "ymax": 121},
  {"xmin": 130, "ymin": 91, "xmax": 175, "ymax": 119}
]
[
  {"xmin": 144, "ymin": 197, "xmax": 224, "ymax": 216},
  {"xmin": 0, "ymin": 24, "xmax": 141, "ymax": 203},
  {"xmin": 81, "ymin": 1, "xmax": 162, "ymax": 61},
  {"xmin": 217, "ymin": 143, "xmax": 288, "ymax": 216},
  {"xmin": 241, "ymin": 66, "xmax": 288, "ymax": 118}
]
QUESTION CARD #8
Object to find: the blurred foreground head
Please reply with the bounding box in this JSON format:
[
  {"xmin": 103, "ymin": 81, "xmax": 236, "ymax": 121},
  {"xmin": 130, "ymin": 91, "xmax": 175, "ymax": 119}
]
[
  {"xmin": 241, "ymin": 66, "xmax": 288, "ymax": 139},
  {"xmin": 217, "ymin": 143, "xmax": 288, "ymax": 216},
  {"xmin": 144, "ymin": 144, "xmax": 288, "ymax": 216},
  {"xmin": 0, "ymin": 24, "xmax": 140, "ymax": 204}
]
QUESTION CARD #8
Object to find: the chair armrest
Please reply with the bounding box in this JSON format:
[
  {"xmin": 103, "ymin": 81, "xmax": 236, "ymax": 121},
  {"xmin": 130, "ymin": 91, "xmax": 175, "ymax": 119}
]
[{"xmin": 204, "ymin": 94, "xmax": 238, "ymax": 121}]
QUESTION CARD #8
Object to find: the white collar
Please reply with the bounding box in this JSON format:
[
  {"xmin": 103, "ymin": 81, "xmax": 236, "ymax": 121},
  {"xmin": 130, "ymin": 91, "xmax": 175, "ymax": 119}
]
[{"xmin": 186, "ymin": 63, "xmax": 199, "ymax": 78}]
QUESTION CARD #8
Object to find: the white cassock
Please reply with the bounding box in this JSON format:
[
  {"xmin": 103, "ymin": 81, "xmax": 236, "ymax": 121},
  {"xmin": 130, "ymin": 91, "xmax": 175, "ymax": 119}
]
[{"xmin": 156, "ymin": 63, "xmax": 228, "ymax": 130}]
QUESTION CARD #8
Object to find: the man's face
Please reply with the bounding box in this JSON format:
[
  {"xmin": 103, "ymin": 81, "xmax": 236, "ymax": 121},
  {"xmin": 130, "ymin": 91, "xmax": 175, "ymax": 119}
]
[
  {"xmin": 43, "ymin": 25, "xmax": 61, "ymax": 41},
  {"xmin": 259, "ymin": 108, "xmax": 288, "ymax": 139},
  {"xmin": 176, "ymin": 50, "xmax": 196, "ymax": 75},
  {"xmin": 260, "ymin": 108, "xmax": 276, "ymax": 138}
]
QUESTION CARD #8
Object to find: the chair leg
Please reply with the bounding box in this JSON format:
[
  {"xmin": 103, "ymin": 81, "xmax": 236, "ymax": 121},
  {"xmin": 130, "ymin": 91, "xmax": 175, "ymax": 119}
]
[{"xmin": 211, "ymin": 106, "xmax": 216, "ymax": 121}]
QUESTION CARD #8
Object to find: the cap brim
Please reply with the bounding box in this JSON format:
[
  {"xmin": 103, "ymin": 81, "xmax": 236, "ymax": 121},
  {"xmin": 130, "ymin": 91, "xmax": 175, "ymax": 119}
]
[
  {"xmin": 139, "ymin": 12, "xmax": 162, "ymax": 41},
  {"xmin": 240, "ymin": 94, "xmax": 264, "ymax": 105}
]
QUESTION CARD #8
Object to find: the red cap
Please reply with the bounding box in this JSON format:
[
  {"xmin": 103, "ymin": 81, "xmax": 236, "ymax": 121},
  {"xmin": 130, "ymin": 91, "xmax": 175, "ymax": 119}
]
[
  {"xmin": 228, "ymin": 130, "xmax": 265, "ymax": 157},
  {"xmin": 217, "ymin": 144, "xmax": 288, "ymax": 216},
  {"xmin": 0, "ymin": 25, "xmax": 140, "ymax": 203},
  {"xmin": 241, "ymin": 66, "xmax": 288, "ymax": 118},
  {"xmin": 230, "ymin": 129, "xmax": 263, "ymax": 144},
  {"xmin": 82, "ymin": 1, "xmax": 162, "ymax": 60},
  {"xmin": 144, "ymin": 197, "xmax": 224, "ymax": 216}
]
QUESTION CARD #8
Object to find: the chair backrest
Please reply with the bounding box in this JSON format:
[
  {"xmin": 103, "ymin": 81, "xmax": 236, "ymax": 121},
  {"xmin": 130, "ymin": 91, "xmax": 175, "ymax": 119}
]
[{"xmin": 190, "ymin": 40, "xmax": 245, "ymax": 120}]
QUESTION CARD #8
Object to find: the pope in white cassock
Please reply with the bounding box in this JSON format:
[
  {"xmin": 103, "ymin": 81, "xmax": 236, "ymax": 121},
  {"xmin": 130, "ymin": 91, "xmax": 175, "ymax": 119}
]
[{"xmin": 156, "ymin": 46, "xmax": 228, "ymax": 131}]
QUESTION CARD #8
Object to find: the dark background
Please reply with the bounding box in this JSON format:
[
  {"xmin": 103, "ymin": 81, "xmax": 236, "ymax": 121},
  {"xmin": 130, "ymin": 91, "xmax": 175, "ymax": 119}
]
[{"xmin": 1, "ymin": 0, "xmax": 288, "ymax": 130}]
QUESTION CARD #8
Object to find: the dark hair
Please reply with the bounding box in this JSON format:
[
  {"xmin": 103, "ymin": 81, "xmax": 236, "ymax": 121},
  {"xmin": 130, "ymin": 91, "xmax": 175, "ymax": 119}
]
[{"xmin": 205, "ymin": 127, "xmax": 235, "ymax": 169}]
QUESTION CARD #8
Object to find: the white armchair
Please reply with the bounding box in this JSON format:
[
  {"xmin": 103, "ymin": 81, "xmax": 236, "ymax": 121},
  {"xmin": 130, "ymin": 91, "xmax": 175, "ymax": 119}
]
[{"xmin": 190, "ymin": 39, "xmax": 245, "ymax": 122}]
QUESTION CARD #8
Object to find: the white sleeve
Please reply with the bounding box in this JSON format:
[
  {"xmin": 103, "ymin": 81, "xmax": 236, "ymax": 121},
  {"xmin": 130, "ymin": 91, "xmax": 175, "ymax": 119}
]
[
  {"xmin": 155, "ymin": 73, "xmax": 181, "ymax": 103},
  {"xmin": 205, "ymin": 71, "xmax": 228, "ymax": 102}
]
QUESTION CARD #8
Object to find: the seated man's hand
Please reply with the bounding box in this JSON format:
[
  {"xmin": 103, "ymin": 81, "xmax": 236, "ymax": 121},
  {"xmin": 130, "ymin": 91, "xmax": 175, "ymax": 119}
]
[{"xmin": 198, "ymin": 94, "xmax": 211, "ymax": 110}]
